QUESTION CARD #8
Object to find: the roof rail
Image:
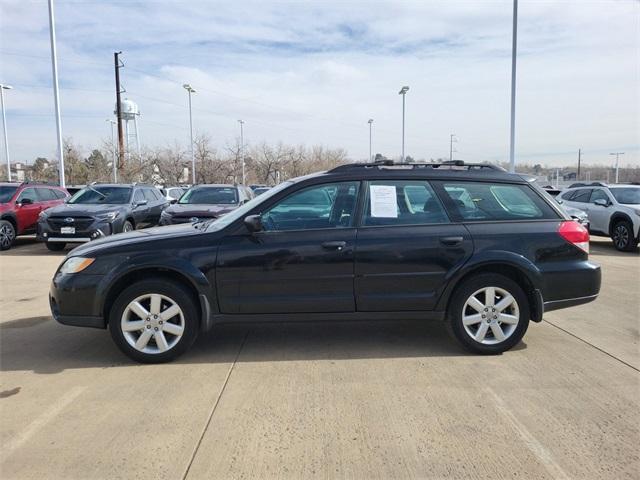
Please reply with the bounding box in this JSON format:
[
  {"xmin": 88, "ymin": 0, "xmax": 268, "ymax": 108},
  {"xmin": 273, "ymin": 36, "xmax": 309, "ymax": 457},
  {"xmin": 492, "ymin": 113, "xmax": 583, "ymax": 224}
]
[{"xmin": 328, "ymin": 160, "xmax": 506, "ymax": 173}]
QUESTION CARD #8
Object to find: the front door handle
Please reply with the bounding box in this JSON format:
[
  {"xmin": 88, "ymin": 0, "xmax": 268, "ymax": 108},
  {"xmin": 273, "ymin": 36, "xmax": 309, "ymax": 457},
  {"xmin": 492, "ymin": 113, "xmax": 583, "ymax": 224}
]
[
  {"xmin": 322, "ymin": 241, "xmax": 347, "ymax": 251},
  {"xmin": 440, "ymin": 236, "xmax": 464, "ymax": 246}
]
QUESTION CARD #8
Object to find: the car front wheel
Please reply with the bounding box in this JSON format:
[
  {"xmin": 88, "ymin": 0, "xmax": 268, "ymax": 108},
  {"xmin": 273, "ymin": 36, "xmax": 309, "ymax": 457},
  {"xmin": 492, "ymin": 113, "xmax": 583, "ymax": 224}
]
[
  {"xmin": 447, "ymin": 273, "xmax": 529, "ymax": 354},
  {"xmin": 611, "ymin": 220, "xmax": 637, "ymax": 252},
  {"xmin": 109, "ymin": 280, "xmax": 199, "ymax": 363},
  {"xmin": 0, "ymin": 220, "xmax": 16, "ymax": 251}
]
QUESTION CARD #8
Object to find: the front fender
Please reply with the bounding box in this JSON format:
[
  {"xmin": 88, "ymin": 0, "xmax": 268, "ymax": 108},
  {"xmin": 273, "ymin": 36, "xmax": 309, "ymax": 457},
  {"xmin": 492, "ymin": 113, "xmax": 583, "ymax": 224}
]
[
  {"xmin": 435, "ymin": 250, "xmax": 543, "ymax": 312},
  {"xmin": 94, "ymin": 253, "xmax": 211, "ymax": 319}
]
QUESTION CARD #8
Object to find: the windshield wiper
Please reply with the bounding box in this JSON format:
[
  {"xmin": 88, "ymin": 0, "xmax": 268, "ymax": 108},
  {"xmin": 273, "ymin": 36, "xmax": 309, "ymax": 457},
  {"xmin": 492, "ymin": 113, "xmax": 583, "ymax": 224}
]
[{"xmin": 86, "ymin": 185, "xmax": 107, "ymax": 199}]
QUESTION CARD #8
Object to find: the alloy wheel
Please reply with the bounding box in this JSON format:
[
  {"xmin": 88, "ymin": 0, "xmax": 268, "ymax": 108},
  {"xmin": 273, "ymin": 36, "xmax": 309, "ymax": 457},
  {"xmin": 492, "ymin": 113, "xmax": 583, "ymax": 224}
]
[
  {"xmin": 462, "ymin": 286, "xmax": 520, "ymax": 345},
  {"xmin": 613, "ymin": 224, "xmax": 629, "ymax": 250},
  {"xmin": 0, "ymin": 223, "xmax": 15, "ymax": 249},
  {"xmin": 121, "ymin": 293, "xmax": 185, "ymax": 354},
  {"xmin": 123, "ymin": 222, "xmax": 134, "ymax": 233}
]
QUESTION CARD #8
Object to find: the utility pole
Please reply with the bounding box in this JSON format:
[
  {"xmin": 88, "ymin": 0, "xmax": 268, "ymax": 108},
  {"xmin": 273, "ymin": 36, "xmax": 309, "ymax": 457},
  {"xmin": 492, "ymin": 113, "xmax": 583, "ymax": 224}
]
[
  {"xmin": 0, "ymin": 84, "xmax": 12, "ymax": 181},
  {"xmin": 509, "ymin": 0, "xmax": 518, "ymax": 173},
  {"xmin": 609, "ymin": 152, "xmax": 624, "ymax": 184},
  {"xmin": 368, "ymin": 119, "xmax": 373, "ymax": 162},
  {"xmin": 238, "ymin": 120, "xmax": 245, "ymax": 184},
  {"xmin": 449, "ymin": 134, "xmax": 457, "ymax": 162},
  {"xmin": 48, "ymin": 0, "xmax": 65, "ymax": 187},
  {"xmin": 114, "ymin": 52, "xmax": 125, "ymax": 171},
  {"xmin": 183, "ymin": 84, "xmax": 196, "ymax": 184},
  {"xmin": 577, "ymin": 148, "xmax": 581, "ymax": 179},
  {"xmin": 398, "ymin": 86, "xmax": 409, "ymax": 162}
]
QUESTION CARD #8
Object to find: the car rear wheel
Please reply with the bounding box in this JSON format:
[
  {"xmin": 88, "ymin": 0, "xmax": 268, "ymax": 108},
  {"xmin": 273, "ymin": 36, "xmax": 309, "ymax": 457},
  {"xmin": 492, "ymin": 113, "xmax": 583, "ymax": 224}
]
[
  {"xmin": 611, "ymin": 220, "xmax": 637, "ymax": 252},
  {"xmin": 109, "ymin": 279, "xmax": 199, "ymax": 363},
  {"xmin": 447, "ymin": 273, "xmax": 529, "ymax": 354},
  {"xmin": 45, "ymin": 242, "xmax": 66, "ymax": 251},
  {"xmin": 0, "ymin": 220, "xmax": 16, "ymax": 251}
]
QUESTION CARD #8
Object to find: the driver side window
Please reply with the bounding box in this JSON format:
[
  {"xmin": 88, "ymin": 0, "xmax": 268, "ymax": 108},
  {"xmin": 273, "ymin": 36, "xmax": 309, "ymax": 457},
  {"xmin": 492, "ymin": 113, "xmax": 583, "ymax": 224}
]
[
  {"xmin": 17, "ymin": 188, "xmax": 39, "ymax": 203},
  {"xmin": 262, "ymin": 182, "xmax": 359, "ymax": 231}
]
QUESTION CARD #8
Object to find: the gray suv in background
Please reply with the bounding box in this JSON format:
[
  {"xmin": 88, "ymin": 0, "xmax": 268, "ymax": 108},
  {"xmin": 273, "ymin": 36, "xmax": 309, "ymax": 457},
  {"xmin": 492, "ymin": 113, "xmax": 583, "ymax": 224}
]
[{"xmin": 37, "ymin": 183, "xmax": 168, "ymax": 251}]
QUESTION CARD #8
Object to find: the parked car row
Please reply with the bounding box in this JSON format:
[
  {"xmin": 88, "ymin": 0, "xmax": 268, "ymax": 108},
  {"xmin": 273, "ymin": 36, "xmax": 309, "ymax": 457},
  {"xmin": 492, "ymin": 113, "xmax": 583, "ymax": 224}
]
[{"xmin": 1, "ymin": 181, "xmax": 270, "ymax": 251}]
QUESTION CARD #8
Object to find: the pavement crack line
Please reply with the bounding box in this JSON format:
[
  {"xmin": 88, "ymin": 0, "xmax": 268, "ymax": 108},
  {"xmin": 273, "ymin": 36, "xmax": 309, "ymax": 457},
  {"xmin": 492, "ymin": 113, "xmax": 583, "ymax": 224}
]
[
  {"xmin": 182, "ymin": 329, "xmax": 250, "ymax": 480},
  {"xmin": 543, "ymin": 319, "xmax": 639, "ymax": 373}
]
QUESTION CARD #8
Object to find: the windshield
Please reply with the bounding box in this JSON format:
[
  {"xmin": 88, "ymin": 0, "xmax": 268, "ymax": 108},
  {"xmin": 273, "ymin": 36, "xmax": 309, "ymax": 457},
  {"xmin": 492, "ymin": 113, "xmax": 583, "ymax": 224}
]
[
  {"xmin": 179, "ymin": 186, "xmax": 238, "ymax": 205},
  {"xmin": 610, "ymin": 188, "xmax": 640, "ymax": 205},
  {"xmin": 0, "ymin": 186, "xmax": 18, "ymax": 203},
  {"xmin": 68, "ymin": 186, "xmax": 132, "ymax": 204},
  {"xmin": 205, "ymin": 181, "xmax": 293, "ymax": 232}
]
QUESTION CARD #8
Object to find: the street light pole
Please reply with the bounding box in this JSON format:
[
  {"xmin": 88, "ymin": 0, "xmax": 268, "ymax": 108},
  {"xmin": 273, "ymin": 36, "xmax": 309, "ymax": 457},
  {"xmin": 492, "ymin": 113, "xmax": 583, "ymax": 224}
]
[
  {"xmin": 0, "ymin": 84, "xmax": 12, "ymax": 181},
  {"xmin": 609, "ymin": 152, "xmax": 624, "ymax": 184},
  {"xmin": 106, "ymin": 119, "xmax": 117, "ymax": 182},
  {"xmin": 48, "ymin": 0, "xmax": 65, "ymax": 187},
  {"xmin": 368, "ymin": 119, "xmax": 373, "ymax": 162},
  {"xmin": 183, "ymin": 84, "xmax": 196, "ymax": 184},
  {"xmin": 509, "ymin": 0, "xmax": 518, "ymax": 173},
  {"xmin": 398, "ymin": 86, "xmax": 409, "ymax": 163},
  {"xmin": 238, "ymin": 120, "xmax": 245, "ymax": 184}
]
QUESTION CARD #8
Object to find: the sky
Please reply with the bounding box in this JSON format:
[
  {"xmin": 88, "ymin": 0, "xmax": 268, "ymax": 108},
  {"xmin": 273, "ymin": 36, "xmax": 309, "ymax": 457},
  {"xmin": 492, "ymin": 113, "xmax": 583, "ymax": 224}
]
[{"xmin": 0, "ymin": 0, "xmax": 639, "ymax": 168}]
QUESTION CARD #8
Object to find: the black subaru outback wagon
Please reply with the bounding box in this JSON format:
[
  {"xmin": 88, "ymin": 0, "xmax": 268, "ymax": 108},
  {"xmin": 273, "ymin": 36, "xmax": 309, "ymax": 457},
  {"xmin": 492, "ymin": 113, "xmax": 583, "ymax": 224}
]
[{"xmin": 49, "ymin": 162, "xmax": 601, "ymax": 363}]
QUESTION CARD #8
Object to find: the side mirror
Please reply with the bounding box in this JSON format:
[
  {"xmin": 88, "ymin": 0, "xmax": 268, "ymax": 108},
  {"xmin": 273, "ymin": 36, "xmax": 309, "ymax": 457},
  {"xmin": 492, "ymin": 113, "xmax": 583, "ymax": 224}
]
[
  {"xmin": 594, "ymin": 198, "xmax": 609, "ymax": 207},
  {"xmin": 17, "ymin": 198, "xmax": 33, "ymax": 206},
  {"xmin": 244, "ymin": 214, "xmax": 263, "ymax": 233},
  {"xmin": 170, "ymin": 198, "xmax": 177, "ymax": 204},
  {"xmin": 135, "ymin": 199, "xmax": 148, "ymax": 207}
]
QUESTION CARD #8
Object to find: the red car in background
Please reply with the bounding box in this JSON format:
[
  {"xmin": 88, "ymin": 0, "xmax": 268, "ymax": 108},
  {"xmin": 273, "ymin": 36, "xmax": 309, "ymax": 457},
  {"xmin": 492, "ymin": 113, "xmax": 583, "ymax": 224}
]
[{"xmin": 0, "ymin": 182, "xmax": 69, "ymax": 251}]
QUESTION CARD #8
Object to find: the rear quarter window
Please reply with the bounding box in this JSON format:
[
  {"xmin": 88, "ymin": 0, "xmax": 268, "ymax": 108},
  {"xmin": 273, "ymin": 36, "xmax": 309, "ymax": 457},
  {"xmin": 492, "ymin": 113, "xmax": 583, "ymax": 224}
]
[{"xmin": 438, "ymin": 182, "xmax": 559, "ymax": 221}]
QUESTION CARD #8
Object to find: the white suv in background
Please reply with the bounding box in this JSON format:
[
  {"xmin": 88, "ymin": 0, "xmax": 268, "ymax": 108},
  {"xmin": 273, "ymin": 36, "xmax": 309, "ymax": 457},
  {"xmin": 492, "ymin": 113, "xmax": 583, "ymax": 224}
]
[{"xmin": 559, "ymin": 183, "xmax": 640, "ymax": 251}]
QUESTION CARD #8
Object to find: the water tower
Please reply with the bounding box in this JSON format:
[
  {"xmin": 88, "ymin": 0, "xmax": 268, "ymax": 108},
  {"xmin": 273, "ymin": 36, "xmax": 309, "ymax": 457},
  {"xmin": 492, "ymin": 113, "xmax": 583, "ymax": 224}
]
[{"xmin": 114, "ymin": 98, "xmax": 141, "ymax": 158}]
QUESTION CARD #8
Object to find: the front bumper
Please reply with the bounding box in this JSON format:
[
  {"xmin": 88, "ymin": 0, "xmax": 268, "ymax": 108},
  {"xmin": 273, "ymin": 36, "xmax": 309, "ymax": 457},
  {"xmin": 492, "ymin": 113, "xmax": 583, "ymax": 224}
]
[
  {"xmin": 37, "ymin": 217, "xmax": 120, "ymax": 243},
  {"xmin": 50, "ymin": 271, "xmax": 106, "ymax": 329}
]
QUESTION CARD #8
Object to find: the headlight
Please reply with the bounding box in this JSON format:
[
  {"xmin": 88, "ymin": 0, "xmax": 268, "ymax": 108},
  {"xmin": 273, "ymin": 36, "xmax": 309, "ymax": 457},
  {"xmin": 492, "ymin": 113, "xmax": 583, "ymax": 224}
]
[
  {"xmin": 59, "ymin": 257, "xmax": 95, "ymax": 274},
  {"xmin": 161, "ymin": 211, "xmax": 172, "ymax": 218},
  {"xmin": 38, "ymin": 210, "xmax": 49, "ymax": 219},
  {"xmin": 97, "ymin": 211, "xmax": 119, "ymax": 221}
]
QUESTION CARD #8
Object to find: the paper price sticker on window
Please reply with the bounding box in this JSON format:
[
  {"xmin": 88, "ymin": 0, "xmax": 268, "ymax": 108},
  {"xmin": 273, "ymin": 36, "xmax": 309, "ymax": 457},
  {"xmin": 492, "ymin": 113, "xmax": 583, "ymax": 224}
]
[{"xmin": 370, "ymin": 185, "xmax": 398, "ymax": 218}]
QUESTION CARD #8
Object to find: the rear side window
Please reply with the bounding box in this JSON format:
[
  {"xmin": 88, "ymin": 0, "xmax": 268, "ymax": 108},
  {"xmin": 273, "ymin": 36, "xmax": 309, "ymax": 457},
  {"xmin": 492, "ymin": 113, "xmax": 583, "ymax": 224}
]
[
  {"xmin": 568, "ymin": 189, "xmax": 592, "ymax": 203},
  {"xmin": 363, "ymin": 180, "xmax": 449, "ymax": 226},
  {"xmin": 439, "ymin": 182, "xmax": 558, "ymax": 221},
  {"xmin": 37, "ymin": 188, "xmax": 56, "ymax": 200},
  {"xmin": 51, "ymin": 189, "xmax": 67, "ymax": 199}
]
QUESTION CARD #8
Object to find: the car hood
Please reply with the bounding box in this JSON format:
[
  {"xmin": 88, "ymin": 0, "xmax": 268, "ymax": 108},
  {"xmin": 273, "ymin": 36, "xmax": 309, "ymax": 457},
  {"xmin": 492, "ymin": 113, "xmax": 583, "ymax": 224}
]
[
  {"xmin": 164, "ymin": 203, "xmax": 238, "ymax": 217},
  {"xmin": 43, "ymin": 203, "xmax": 128, "ymax": 217},
  {"xmin": 563, "ymin": 205, "xmax": 587, "ymax": 218},
  {"xmin": 69, "ymin": 223, "xmax": 201, "ymax": 257},
  {"xmin": 0, "ymin": 202, "xmax": 13, "ymax": 213}
]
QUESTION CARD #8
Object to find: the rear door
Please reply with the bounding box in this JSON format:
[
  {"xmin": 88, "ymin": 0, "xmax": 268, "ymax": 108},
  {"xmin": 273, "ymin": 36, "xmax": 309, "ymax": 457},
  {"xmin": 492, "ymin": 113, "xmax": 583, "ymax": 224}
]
[
  {"xmin": 143, "ymin": 188, "xmax": 164, "ymax": 225},
  {"xmin": 354, "ymin": 179, "xmax": 473, "ymax": 312}
]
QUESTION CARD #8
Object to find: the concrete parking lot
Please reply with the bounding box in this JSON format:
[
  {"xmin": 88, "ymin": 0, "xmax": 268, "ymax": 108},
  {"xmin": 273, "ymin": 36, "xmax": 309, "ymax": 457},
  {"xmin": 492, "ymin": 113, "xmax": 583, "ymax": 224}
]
[{"xmin": 1, "ymin": 236, "xmax": 638, "ymax": 479}]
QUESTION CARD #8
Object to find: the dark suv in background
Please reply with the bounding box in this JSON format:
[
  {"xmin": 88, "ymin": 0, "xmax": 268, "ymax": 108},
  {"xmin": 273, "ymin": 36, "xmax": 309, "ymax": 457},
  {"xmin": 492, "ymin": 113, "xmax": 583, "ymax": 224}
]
[
  {"xmin": 0, "ymin": 182, "xmax": 69, "ymax": 251},
  {"xmin": 49, "ymin": 161, "xmax": 600, "ymax": 363},
  {"xmin": 159, "ymin": 184, "xmax": 253, "ymax": 225},
  {"xmin": 37, "ymin": 183, "xmax": 167, "ymax": 251}
]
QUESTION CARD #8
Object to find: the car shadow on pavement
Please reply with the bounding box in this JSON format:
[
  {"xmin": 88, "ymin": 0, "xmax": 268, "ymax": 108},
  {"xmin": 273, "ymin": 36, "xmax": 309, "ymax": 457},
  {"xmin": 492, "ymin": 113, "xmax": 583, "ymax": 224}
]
[
  {"xmin": 0, "ymin": 236, "xmax": 74, "ymax": 256},
  {"xmin": 0, "ymin": 316, "xmax": 523, "ymax": 374}
]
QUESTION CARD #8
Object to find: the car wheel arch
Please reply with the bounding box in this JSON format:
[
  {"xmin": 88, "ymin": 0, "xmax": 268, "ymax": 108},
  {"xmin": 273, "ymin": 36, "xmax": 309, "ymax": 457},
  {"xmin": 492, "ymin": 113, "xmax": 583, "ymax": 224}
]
[
  {"xmin": 101, "ymin": 267, "xmax": 205, "ymax": 328},
  {"xmin": 1, "ymin": 214, "xmax": 18, "ymax": 232},
  {"xmin": 437, "ymin": 257, "xmax": 542, "ymax": 323},
  {"xmin": 608, "ymin": 212, "xmax": 633, "ymax": 236}
]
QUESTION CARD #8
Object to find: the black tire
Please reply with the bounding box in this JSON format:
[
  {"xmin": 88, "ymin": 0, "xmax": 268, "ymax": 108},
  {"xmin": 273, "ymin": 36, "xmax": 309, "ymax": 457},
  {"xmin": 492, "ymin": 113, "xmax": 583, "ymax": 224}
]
[
  {"xmin": 121, "ymin": 220, "xmax": 134, "ymax": 233},
  {"xmin": 0, "ymin": 219, "xmax": 16, "ymax": 251},
  {"xmin": 109, "ymin": 279, "xmax": 199, "ymax": 363},
  {"xmin": 45, "ymin": 242, "xmax": 66, "ymax": 251},
  {"xmin": 611, "ymin": 220, "xmax": 637, "ymax": 252},
  {"xmin": 447, "ymin": 273, "xmax": 530, "ymax": 355}
]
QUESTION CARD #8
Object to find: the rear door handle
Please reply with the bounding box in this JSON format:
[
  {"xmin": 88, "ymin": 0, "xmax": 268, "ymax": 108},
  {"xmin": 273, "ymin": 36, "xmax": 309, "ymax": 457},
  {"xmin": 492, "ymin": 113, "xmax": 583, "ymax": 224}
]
[
  {"xmin": 440, "ymin": 236, "xmax": 464, "ymax": 246},
  {"xmin": 322, "ymin": 241, "xmax": 347, "ymax": 251}
]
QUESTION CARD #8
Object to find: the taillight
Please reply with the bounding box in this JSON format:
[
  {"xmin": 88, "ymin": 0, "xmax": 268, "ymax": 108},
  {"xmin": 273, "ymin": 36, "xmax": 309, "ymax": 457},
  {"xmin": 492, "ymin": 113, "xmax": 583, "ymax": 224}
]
[{"xmin": 558, "ymin": 220, "xmax": 590, "ymax": 254}]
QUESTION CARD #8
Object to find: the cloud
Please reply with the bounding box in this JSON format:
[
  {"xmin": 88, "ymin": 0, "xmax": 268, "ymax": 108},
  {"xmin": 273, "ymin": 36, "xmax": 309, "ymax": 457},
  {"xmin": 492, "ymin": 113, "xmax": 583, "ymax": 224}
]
[{"xmin": 0, "ymin": 0, "xmax": 638, "ymax": 167}]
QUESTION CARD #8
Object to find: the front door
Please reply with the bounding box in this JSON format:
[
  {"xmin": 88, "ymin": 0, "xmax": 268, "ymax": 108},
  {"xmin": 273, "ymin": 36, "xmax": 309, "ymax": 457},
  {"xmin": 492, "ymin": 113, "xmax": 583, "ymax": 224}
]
[
  {"xmin": 15, "ymin": 187, "xmax": 43, "ymax": 232},
  {"xmin": 586, "ymin": 188, "xmax": 612, "ymax": 233},
  {"xmin": 216, "ymin": 181, "xmax": 360, "ymax": 314},
  {"xmin": 355, "ymin": 180, "xmax": 473, "ymax": 311}
]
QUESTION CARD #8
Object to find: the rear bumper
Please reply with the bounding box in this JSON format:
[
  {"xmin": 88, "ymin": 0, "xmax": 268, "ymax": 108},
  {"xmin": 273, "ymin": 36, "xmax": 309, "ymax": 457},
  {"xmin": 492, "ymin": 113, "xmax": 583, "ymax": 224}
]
[{"xmin": 544, "ymin": 294, "xmax": 598, "ymax": 313}]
